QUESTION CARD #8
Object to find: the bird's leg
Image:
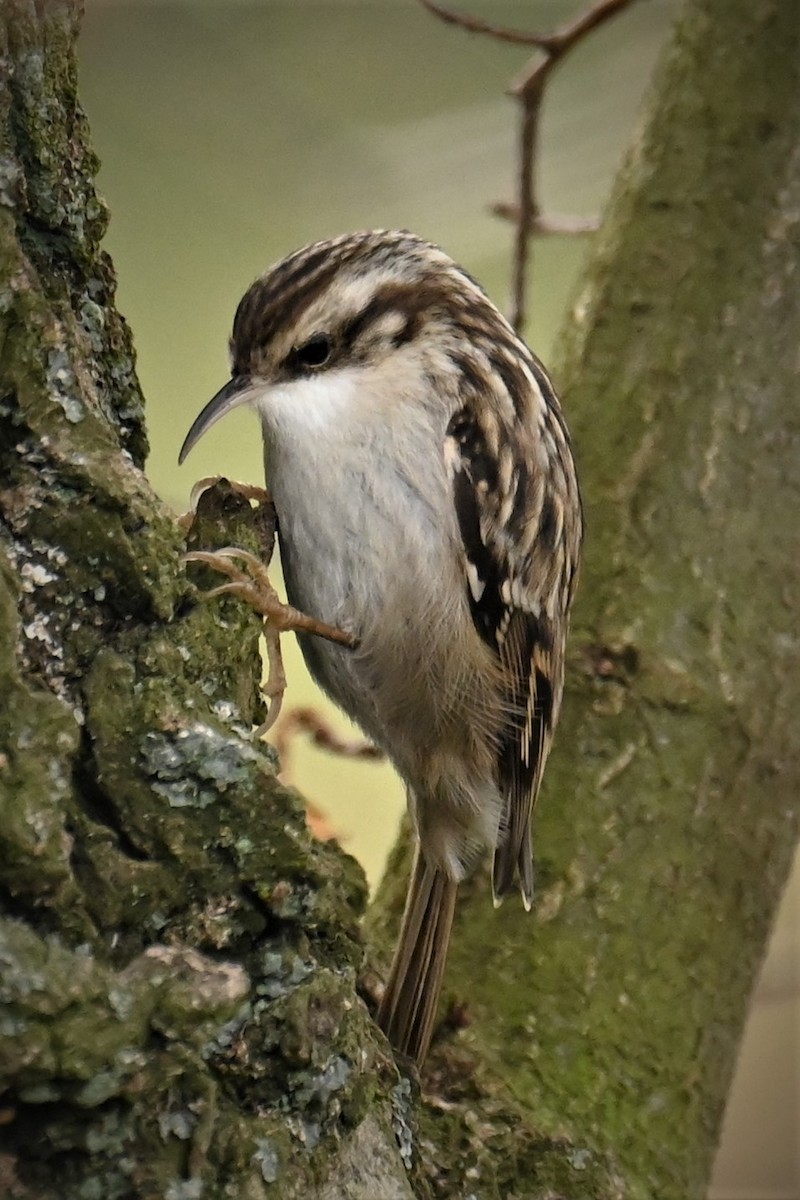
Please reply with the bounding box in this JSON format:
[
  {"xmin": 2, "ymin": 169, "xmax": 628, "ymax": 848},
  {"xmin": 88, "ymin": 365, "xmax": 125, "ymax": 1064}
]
[
  {"xmin": 258, "ymin": 620, "xmax": 287, "ymax": 736},
  {"xmin": 183, "ymin": 547, "xmax": 356, "ymax": 646},
  {"xmin": 181, "ymin": 477, "xmax": 356, "ymax": 733},
  {"xmin": 183, "ymin": 546, "xmax": 357, "ymax": 734}
]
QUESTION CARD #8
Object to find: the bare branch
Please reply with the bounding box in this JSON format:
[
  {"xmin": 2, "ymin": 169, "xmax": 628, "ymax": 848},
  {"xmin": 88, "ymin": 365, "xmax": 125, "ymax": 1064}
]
[
  {"xmin": 418, "ymin": 0, "xmax": 554, "ymax": 49},
  {"xmin": 491, "ymin": 202, "xmax": 601, "ymax": 236},
  {"xmin": 274, "ymin": 707, "xmax": 384, "ymax": 769},
  {"xmin": 545, "ymin": 0, "xmax": 638, "ymax": 64},
  {"xmin": 511, "ymin": 96, "xmax": 540, "ymax": 329},
  {"xmin": 419, "ymin": 0, "xmax": 639, "ymax": 331}
]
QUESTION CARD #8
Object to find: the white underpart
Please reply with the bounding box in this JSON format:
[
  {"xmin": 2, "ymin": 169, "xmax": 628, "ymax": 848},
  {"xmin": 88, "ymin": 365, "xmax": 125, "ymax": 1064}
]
[
  {"xmin": 252, "ymin": 361, "xmax": 462, "ymax": 639},
  {"xmin": 251, "ymin": 356, "xmax": 460, "ymax": 664},
  {"xmin": 249, "ymin": 360, "xmax": 504, "ymax": 879},
  {"xmin": 255, "ymin": 367, "xmax": 364, "ymax": 439}
]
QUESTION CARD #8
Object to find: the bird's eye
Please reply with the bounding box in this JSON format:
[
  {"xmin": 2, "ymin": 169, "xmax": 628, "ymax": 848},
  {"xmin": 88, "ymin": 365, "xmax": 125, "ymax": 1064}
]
[{"xmin": 293, "ymin": 333, "xmax": 332, "ymax": 369}]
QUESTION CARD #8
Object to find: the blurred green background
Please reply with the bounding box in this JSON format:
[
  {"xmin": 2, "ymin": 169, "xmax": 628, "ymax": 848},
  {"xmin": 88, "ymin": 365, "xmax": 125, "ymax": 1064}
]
[
  {"xmin": 79, "ymin": 0, "xmax": 671, "ymax": 888},
  {"xmin": 77, "ymin": 4, "xmax": 799, "ymax": 1194}
]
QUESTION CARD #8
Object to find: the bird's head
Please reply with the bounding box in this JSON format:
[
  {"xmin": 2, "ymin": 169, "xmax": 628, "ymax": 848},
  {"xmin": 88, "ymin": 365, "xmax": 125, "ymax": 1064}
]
[{"xmin": 178, "ymin": 229, "xmax": 505, "ymax": 464}]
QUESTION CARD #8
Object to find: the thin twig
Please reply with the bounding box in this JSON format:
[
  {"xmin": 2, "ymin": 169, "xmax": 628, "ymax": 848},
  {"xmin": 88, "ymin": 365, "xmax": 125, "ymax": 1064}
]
[
  {"xmin": 271, "ymin": 708, "xmax": 384, "ymax": 844},
  {"xmin": 542, "ymin": 0, "xmax": 635, "ymax": 60},
  {"xmin": 511, "ymin": 88, "xmax": 540, "ymax": 331},
  {"xmin": 491, "ymin": 203, "xmax": 600, "ymax": 236},
  {"xmin": 274, "ymin": 706, "xmax": 384, "ymax": 772},
  {"xmin": 418, "ymin": 0, "xmax": 555, "ymax": 48},
  {"xmin": 420, "ymin": 0, "xmax": 638, "ymax": 332}
]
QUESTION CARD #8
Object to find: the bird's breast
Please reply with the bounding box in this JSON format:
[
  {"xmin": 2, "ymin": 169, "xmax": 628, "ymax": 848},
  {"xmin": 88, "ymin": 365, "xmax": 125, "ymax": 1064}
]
[
  {"xmin": 257, "ymin": 385, "xmax": 480, "ymax": 747},
  {"xmin": 266, "ymin": 422, "xmax": 450, "ymax": 634}
]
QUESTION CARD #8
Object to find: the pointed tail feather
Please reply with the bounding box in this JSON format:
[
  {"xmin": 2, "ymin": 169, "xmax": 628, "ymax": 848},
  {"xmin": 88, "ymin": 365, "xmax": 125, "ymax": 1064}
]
[
  {"xmin": 492, "ymin": 811, "xmax": 534, "ymax": 910},
  {"xmin": 517, "ymin": 823, "xmax": 534, "ymax": 911},
  {"xmin": 377, "ymin": 853, "xmax": 458, "ymax": 1066}
]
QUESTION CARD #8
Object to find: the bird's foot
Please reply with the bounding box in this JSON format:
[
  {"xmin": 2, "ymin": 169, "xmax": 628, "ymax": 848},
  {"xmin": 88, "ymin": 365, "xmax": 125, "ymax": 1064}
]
[
  {"xmin": 182, "ymin": 545, "xmax": 357, "ymax": 735},
  {"xmin": 183, "ymin": 546, "xmax": 356, "ymax": 644}
]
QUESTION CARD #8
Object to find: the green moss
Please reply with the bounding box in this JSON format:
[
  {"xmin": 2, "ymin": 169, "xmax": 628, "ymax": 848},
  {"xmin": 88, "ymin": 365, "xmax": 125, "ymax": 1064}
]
[
  {"xmin": 3, "ymin": 0, "xmax": 146, "ymax": 463},
  {"xmin": 1, "ymin": 3, "xmax": 394, "ymax": 1188},
  {"xmin": 407, "ymin": 1053, "xmax": 628, "ymax": 1200},
  {"xmin": 380, "ymin": 2, "xmax": 800, "ymax": 1197}
]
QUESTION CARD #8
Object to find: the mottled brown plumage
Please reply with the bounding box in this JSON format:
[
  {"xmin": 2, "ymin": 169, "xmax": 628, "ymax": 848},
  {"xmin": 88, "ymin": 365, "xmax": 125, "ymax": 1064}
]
[{"xmin": 180, "ymin": 230, "xmax": 583, "ymax": 1065}]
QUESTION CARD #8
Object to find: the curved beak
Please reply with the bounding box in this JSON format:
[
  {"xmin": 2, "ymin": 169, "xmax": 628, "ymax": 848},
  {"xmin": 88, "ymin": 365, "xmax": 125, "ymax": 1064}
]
[{"xmin": 178, "ymin": 375, "xmax": 253, "ymax": 464}]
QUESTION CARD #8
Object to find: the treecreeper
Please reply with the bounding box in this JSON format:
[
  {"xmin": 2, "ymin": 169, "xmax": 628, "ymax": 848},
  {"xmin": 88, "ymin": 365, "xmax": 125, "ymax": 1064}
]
[{"xmin": 179, "ymin": 230, "xmax": 583, "ymax": 1066}]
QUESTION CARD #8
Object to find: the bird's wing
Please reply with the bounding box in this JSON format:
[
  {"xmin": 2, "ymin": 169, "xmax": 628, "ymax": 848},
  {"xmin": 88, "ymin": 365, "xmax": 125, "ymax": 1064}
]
[{"xmin": 444, "ymin": 354, "xmax": 581, "ymax": 906}]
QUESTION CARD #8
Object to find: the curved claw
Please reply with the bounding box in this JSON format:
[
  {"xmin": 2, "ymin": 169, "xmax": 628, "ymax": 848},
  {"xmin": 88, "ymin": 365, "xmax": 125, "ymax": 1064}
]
[
  {"xmin": 187, "ymin": 478, "xmax": 273, "ymax": 513},
  {"xmin": 254, "ymin": 629, "xmax": 286, "ymax": 737},
  {"xmin": 182, "ymin": 544, "xmax": 358, "ymax": 744},
  {"xmin": 184, "ymin": 549, "xmax": 356, "ymax": 648}
]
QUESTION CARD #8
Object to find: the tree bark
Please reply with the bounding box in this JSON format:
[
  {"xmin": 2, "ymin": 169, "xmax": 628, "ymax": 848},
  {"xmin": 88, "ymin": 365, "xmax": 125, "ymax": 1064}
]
[
  {"xmin": 1, "ymin": 0, "xmax": 798, "ymax": 1198},
  {"xmin": 0, "ymin": 4, "xmax": 405, "ymax": 1198}
]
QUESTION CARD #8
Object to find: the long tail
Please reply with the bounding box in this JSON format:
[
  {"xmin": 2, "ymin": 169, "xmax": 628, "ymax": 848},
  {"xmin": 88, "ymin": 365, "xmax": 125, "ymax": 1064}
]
[{"xmin": 377, "ymin": 852, "xmax": 458, "ymax": 1066}]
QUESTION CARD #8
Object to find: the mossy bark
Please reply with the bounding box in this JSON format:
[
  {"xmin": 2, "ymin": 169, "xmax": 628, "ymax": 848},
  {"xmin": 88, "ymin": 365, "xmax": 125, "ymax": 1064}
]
[
  {"xmin": 0, "ymin": 3, "xmax": 406, "ymax": 1198},
  {"xmin": 1, "ymin": 0, "xmax": 799, "ymax": 1198}
]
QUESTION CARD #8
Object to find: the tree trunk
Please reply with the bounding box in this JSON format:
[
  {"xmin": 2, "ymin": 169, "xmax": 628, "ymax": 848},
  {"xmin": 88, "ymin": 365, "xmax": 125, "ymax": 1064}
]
[
  {"xmin": 0, "ymin": 3, "xmax": 404, "ymax": 1197},
  {"xmin": 373, "ymin": 0, "xmax": 800, "ymax": 1196},
  {"xmin": 1, "ymin": 1, "xmax": 798, "ymax": 1199}
]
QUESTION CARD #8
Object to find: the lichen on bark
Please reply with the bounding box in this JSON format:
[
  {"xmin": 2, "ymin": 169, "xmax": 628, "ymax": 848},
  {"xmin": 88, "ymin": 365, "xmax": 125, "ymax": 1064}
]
[{"xmin": 0, "ymin": 3, "xmax": 405, "ymax": 1197}]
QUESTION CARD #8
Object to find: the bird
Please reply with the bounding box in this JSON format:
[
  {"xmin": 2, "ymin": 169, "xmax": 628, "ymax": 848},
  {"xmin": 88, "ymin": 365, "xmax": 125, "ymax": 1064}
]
[{"xmin": 179, "ymin": 229, "xmax": 583, "ymax": 1066}]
